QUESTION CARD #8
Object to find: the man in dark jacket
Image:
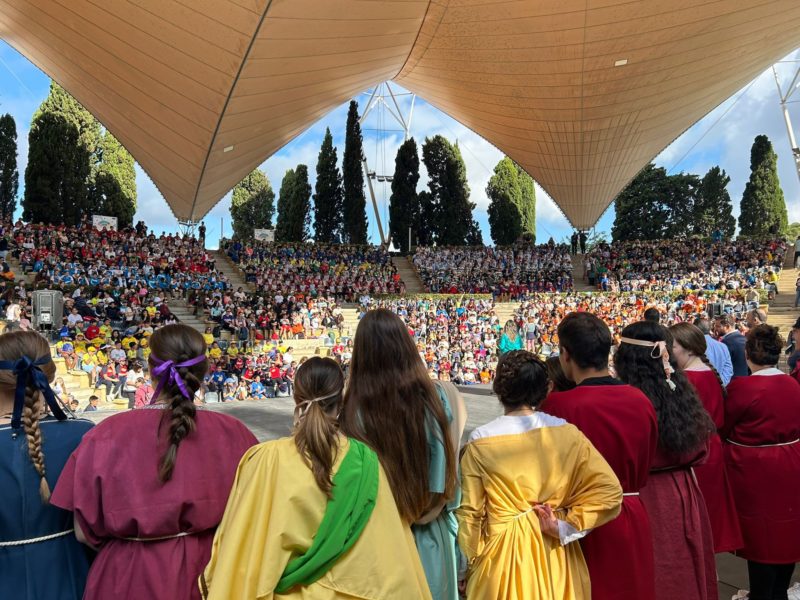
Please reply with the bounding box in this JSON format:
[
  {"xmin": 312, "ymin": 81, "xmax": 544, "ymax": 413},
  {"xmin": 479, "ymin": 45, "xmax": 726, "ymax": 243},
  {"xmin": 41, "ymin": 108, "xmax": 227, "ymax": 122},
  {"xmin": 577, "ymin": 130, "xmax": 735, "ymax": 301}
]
[{"xmin": 714, "ymin": 315, "xmax": 748, "ymax": 378}]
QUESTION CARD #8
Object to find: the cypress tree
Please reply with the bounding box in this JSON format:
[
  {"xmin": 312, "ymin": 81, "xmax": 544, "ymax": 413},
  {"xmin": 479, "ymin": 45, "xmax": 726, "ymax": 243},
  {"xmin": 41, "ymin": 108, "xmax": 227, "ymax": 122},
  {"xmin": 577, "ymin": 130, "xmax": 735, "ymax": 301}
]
[
  {"xmin": 421, "ymin": 135, "xmax": 476, "ymax": 246},
  {"xmin": 289, "ymin": 164, "xmax": 312, "ymax": 242},
  {"xmin": 388, "ymin": 138, "xmax": 419, "ymax": 253},
  {"xmin": 230, "ymin": 168, "xmax": 275, "ymax": 240},
  {"xmin": 342, "ymin": 100, "xmax": 368, "ymax": 244},
  {"xmin": 24, "ymin": 113, "xmax": 89, "ymax": 226},
  {"xmin": 487, "ymin": 158, "xmax": 523, "ymax": 245},
  {"xmin": 515, "ymin": 163, "xmax": 536, "ymax": 240},
  {"xmin": 0, "ymin": 114, "xmax": 19, "ymax": 222},
  {"xmin": 23, "ymin": 82, "xmax": 100, "ymax": 225},
  {"xmin": 313, "ymin": 128, "xmax": 343, "ymax": 243},
  {"xmin": 695, "ymin": 166, "xmax": 735, "ymax": 239},
  {"xmin": 416, "ymin": 190, "xmax": 436, "ymax": 246},
  {"xmin": 275, "ymin": 168, "xmax": 296, "ymax": 242},
  {"xmin": 92, "ymin": 131, "xmax": 137, "ymax": 227},
  {"xmin": 738, "ymin": 135, "xmax": 788, "ymax": 237}
]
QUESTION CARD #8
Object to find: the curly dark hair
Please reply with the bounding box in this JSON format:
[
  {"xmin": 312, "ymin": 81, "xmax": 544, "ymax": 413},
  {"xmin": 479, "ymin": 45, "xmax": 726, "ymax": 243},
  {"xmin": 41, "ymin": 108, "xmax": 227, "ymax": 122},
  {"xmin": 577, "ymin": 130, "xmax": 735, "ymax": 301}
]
[
  {"xmin": 546, "ymin": 356, "xmax": 575, "ymax": 392},
  {"xmin": 615, "ymin": 321, "xmax": 713, "ymax": 455},
  {"xmin": 493, "ymin": 350, "xmax": 549, "ymax": 410},
  {"xmin": 745, "ymin": 324, "xmax": 783, "ymax": 367}
]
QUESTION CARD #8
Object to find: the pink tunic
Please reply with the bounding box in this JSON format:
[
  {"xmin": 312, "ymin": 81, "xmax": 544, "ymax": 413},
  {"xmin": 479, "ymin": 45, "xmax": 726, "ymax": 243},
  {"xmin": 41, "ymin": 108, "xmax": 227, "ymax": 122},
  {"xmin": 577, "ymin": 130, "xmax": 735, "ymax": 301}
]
[
  {"xmin": 684, "ymin": 369, "xmax": 743, "ymax": 553},
  {"xmin": 722, "ymin": 372, "xmax": 800, "ymax": 563},
  {"xmin": 51, "ymin": 408, "xmax": 257, "ymax": 600}
]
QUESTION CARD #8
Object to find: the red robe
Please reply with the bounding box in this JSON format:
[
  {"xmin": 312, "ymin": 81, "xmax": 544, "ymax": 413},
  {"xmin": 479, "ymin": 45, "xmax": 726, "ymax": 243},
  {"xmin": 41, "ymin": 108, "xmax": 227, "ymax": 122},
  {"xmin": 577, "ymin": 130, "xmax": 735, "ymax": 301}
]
[
  {"xmin": 722, "ymin": 371, "xmax": 800, "ymax": 563},
  {"xmin": 641, "ymin": 445, "xmax": 717, "ymax": 600},
  {"xmin": 543, "ymin": 379, "xmax": 658, "ymax": 600},
  {"xmin": 684, "ymin": 369, "xmax": 743, "ymax": 553},
  {"xmin": 52, "ymin": 409, "xmax": 258, "ymax": 600}
]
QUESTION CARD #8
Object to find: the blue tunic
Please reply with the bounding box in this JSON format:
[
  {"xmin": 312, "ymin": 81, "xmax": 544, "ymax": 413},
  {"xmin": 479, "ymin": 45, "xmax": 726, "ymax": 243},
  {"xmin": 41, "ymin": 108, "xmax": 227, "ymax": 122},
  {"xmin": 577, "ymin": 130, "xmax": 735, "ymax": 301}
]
[
  {"xmin": 0, "ymin": 417, "xmax": 94, "ymax": 599},
  {"xmin": 411, "ymin": 386, "xmax": 460, "ymax": 600}
]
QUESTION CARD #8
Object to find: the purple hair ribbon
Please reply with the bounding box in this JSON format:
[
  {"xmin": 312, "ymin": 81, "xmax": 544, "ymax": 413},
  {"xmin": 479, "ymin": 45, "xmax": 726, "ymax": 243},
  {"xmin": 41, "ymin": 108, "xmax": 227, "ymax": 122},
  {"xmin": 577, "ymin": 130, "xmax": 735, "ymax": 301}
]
[{"xmin": 150, "ymin": 354, "xmax": 207, "ymax": 404}]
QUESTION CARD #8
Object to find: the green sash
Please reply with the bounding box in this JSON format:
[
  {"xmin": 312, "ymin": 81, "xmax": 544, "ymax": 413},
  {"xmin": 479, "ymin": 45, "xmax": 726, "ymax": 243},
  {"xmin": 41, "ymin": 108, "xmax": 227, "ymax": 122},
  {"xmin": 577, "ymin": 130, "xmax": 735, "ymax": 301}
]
[{"xmin": 275, "ymin": 438, "xmax": 379, "ymax": 593}]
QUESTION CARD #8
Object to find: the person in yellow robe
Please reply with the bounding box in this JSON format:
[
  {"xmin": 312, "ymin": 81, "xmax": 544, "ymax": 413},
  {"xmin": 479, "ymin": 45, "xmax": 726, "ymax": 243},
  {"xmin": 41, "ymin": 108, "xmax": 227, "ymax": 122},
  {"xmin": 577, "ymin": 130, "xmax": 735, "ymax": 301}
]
[
  {"xmin": 200, "ymin": 356, "xmax": 431, "ymax": 600},
  {"xmin": 457, "ymin": 350, "xmax": 623, "ymax": 600}
]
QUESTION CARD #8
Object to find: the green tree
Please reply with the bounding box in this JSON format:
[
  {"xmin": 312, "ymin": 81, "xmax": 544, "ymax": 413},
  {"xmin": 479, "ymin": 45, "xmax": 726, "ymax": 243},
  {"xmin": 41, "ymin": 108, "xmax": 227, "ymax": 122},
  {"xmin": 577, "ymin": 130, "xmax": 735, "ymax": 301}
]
[
  {"xmin": 23, "ymin": 82, "xmax": 100, "ymax": 225},
  {"xmin": 421, "ymin": 135, "xmax": 476, "ymax": 246},
  {"xmin": 276, "ymin": 165, "xmax": 311, "ymax": 243},
  {"xmin": 92, "ymin": 131, "xmax": 137, "ymax": 227},
  {"xmin": 230, "ymin": 168, "xmax": 275, "ymax": 240},
  {"xmin": 662, "ymin": 172, "xmax": 700, "ymax": 239},
  {"xmin": 612, "ymin": 163, "xmax": 673, "ymax": 241},
  {"xmin": 515, "ymin": 163, "xmax": 536, "ymax": 239},
  {"xmin": 24, "ymin": 113, "xmax": 90, "ymax": 226},
  {"xmin": 486, "ymin": 157, "xmax": 538, "ymax": 245},
  {"xmin": 342, "ymin": 101, "xmax": 368, "ymax": 244},
  {"xmin": 739, "ymin": 135, "xmax": 788, "ymax": 237},
  {"xmin": 786, "ymin": 222, "xmax": 800, "ymax": 241},
  {"xmin": 416, "ymin": 190, "xmax": 436, "ymax": 246},
  {"xmin": 695, "ymin": 166, "xmax": 735, "ymax": 239},
  {"xmin": 313, "ymin": 128, "xmax": 343, "ymax": 243},
  {"xmin": 0, "ymin": 114, "xmax": 19, "ymax": 221},
  {"xmin": 389, "ymin": 138, "xmax": 419, "ymax": 253}
]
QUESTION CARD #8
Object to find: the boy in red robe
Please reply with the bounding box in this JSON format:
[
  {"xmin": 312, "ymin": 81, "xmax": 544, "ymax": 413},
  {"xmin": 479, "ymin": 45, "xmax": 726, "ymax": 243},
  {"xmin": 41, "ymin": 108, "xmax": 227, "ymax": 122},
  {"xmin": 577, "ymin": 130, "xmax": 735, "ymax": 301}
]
[{"xmin": 542, "ymin": 312, "xmax": 658, "ymax": 600}]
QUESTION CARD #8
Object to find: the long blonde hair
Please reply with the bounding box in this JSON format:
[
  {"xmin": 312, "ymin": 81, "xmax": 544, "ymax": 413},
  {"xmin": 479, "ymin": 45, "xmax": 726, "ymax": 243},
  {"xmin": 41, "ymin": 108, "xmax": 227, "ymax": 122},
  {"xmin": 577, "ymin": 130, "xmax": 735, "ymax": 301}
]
[{"xmin": 0, "ymin": 331, "xmax": 57, "ymax": 502}]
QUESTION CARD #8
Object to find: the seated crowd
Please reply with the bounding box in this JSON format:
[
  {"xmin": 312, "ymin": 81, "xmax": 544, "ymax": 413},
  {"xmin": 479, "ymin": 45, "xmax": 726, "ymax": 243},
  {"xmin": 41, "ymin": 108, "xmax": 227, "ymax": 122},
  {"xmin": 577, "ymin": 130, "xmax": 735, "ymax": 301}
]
[
  {"xmin": 585, "ymin": 238, "xmax": 786, "ymax": 292},
  {"xmin": 412, "ymin": 244, "xmax": 574, "ymax": 297},
  {"xmin": 13, "ymin": 221, "xmax": 229, "ymax": 295},
  {"xmin": 223, "ymin": 239, "xmax": 403, "ymax": 300}
]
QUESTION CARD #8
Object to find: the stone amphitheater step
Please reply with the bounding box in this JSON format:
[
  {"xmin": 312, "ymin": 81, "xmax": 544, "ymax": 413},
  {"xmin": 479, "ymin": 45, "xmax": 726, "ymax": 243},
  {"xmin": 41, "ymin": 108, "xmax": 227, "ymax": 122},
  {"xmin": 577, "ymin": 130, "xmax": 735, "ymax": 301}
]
[
  {"xmin": 768, "ymin": 264, "xmax": 798, "ymax": 337},
  {"xmin": 571, "ymin": 254, "xmax": 595, "ymax": 292},
  {"xmin": 6, "ymin": 255, "xmax": 34, "ymax": 285},
  {"xmin": 52, "ymin": 356, "xmax": 126, "ymax": 411},
  {"xmin": 391, "ymin": 255, "xmax": 426, "ymax": 294},
  {"xmin": 212, "ymin": 249, "xmax": 253, "ymax": 292}
]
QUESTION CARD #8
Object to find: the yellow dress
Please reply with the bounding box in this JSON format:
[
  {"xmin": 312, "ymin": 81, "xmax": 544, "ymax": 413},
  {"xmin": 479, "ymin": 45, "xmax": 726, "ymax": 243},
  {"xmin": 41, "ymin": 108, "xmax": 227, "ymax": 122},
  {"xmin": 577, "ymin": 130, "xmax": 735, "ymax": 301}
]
[
  {"xmin": 201, "ymin": 436, "xmax": 432, "ymax": 600},
  {"xmin": 457, "ymin": 414, "xmax": 622, "ymax": 600}
]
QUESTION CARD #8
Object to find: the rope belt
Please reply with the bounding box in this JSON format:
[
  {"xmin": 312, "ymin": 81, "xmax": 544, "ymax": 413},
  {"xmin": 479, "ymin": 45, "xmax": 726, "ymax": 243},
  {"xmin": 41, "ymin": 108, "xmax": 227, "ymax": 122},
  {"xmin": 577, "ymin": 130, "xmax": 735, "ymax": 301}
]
[
  {"xmin": 0, "ymin": 528, "xmax": 74, "ymax": 547},
  {"xmin": 726, "ymin": 438, "xmax": 799, "ymax": 448},
  {"xmin": 122, "ymin": 531, "xmax": 194, "ymax": 542}
]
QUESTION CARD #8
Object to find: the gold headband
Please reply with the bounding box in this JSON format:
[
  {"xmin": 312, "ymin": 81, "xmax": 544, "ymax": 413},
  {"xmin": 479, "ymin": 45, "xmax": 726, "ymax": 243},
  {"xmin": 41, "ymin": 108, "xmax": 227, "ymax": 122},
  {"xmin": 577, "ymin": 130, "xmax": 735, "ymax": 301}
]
[{"xmin": 619, "ymin": 337, "xmax": 676, "ymax": 391}]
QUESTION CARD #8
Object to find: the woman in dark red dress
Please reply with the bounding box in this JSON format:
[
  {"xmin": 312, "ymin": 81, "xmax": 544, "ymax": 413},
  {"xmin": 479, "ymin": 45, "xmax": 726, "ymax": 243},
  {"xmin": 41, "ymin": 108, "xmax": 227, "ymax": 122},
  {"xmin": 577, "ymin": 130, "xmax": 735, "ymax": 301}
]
[
  {"xmin": 52, "ymin": 324, "xmax": 257, "ymax": 600},
  {"xmin": 615, "ymin": 320, "xmax": 717, "ymax": 600},
  {"xmin": 723, "ymin": 325, "xmax": 800, "ymax": 600},
  {"xmin": 670, "ymin": 322, "xmax": 743, "ymax": 553}
]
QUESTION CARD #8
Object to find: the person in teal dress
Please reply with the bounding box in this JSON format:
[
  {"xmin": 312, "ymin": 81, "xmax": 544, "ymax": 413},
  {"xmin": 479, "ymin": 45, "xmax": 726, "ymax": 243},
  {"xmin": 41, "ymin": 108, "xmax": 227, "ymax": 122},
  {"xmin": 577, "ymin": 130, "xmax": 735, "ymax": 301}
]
[
  {"xmin": 341, "ymin": 309, "xmax": 467, "ymax": 600},
  {"xmin": 0, "ymin": 330, "xmax": 94, "ymax": 599},
  {"xmin": 499, "ymin": 319, "xmax": 524, "ymax": 355}
]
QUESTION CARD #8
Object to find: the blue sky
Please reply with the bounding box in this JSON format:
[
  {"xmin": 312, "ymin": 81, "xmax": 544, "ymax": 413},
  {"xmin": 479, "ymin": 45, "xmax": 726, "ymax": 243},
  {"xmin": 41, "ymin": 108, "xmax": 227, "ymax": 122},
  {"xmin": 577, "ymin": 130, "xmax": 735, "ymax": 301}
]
[{"xmin": 1, "ymin": 41, "xmax": 799, "ymax": 247}]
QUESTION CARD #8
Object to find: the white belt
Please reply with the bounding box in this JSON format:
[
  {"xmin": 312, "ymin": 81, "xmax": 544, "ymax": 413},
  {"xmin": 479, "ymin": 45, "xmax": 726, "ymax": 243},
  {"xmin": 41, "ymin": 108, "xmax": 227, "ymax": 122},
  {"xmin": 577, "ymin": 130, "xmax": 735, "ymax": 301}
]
[
  {"xmin": 726, "ymin": 438, "xmax": 799, "ymax": 448},
  {"xmin": 622, "ymin": 492, "xmax": 640, "ymax": 497},
  {"xmin": 0, "ymin": 528, "xmax": 74, "ymax": 547},
  {"xmin": 122, "ymin": 531, "xmax": 194, "ymax": 542}
]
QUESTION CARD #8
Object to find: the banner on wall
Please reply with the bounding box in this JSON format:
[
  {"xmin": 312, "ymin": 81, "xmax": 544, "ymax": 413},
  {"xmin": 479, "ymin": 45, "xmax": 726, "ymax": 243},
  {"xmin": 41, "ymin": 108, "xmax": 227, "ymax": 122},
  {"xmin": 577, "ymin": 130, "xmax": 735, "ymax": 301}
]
[
  {"xmin": 254, "ymin": 228, "xmax": 274, "ymax": 242},
  {"xmin": 92, "ymin": 215, "xmax": 118, "ymax": 231}
]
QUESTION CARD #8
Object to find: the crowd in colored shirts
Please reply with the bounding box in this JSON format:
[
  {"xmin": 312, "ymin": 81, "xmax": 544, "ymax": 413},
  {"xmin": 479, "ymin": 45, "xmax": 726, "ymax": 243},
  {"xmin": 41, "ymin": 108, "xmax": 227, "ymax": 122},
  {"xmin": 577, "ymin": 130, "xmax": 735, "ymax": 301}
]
[
  {"xmin": 223, "ymin": 240, "xmax": 403, "ymax": 301},
  {"xmin": 412, "ymin": 244, "xmax": 574, "ymax": 297},
  {"xmin": 585, "ymin": 238, "xmax": 786, "ymax": 292}
]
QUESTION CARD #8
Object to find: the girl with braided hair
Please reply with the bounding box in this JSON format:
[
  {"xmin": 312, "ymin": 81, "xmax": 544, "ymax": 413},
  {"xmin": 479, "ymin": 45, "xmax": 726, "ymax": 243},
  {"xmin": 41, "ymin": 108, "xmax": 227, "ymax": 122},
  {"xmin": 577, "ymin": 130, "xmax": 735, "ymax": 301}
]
[
  {"xmin": 201, "ymin": 356, "xmax": 431, "ymax": 598},
  {"xmin": 457, "ymin": 350, "xmax": 622, "ymax": 600},
  {"xmin": 0, "ymin": 330, "xmax": 93, "ymax": 600},
  {"xmin": 51, "ymin": 324, "xmax": 257, "ymax": 600},
  {"xmin": 669, "ymin": 322, "xmax": 743, "ymax": 554},
  {"xmin": 614, "ymin": 320, "xmax": 717, "ymax": 600}
]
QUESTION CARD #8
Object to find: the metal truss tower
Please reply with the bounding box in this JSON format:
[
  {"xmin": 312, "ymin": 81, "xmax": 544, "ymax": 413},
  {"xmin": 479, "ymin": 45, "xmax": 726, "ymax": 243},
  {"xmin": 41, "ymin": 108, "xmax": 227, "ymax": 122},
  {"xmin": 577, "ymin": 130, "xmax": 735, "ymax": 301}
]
[
  {"xmin": 772, "ymin": 62, "xmax": 800, "ymax": 187},
  {"xmin": 358, "ymin": 82, "xmax": 416, "ymax": 246}
]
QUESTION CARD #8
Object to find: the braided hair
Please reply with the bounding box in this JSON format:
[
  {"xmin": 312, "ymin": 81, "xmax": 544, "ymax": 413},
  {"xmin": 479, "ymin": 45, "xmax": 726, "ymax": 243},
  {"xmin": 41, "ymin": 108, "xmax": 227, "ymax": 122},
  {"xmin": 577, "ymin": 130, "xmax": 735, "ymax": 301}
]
[
  {"xmin": 0, "ymin": 331, "xmax": 57, "ymax": 502},
  {"xmin": 148, "ymin": 324, "xmax": 208, "ymax": 482}
]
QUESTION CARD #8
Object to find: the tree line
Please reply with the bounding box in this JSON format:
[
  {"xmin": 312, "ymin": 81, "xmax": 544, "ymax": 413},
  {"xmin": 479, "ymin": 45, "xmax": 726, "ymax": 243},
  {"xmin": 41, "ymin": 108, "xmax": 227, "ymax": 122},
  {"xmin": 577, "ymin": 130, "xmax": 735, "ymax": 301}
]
[
  {"xmin": 0, "ymin": 83, "xmax": 138, "ymax": 228},
  {"xmin": 231, "ymin": 101, "xmax": 537, "ymax": 250},
  {"xmin": 612, "ymin": 134, "xmax": 789, "ymax": 241}
]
